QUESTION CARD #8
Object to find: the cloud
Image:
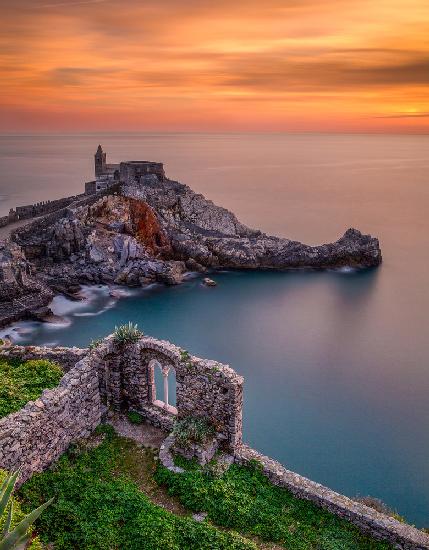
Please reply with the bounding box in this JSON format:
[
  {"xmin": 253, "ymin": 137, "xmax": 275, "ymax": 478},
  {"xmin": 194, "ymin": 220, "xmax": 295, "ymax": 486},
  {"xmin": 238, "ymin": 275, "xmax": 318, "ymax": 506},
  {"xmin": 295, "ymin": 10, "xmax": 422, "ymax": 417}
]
[
  {"xmin": 48, "ymin": 66, "xmax": 121, "ymax": 85},
  {"xmin": 220, "ymin": 55, "xmax": 429, "ymax": 92},
  {"xmin": 1, "ymin": 0, "xmax": 429, "ymax": 131},
  {"xmin": 37, "ymin": 0, "xmax": 108, "ymax": 8},
  {"xmin": 375, "ymin": 112, "xmax": 429, "ymax": 118}
]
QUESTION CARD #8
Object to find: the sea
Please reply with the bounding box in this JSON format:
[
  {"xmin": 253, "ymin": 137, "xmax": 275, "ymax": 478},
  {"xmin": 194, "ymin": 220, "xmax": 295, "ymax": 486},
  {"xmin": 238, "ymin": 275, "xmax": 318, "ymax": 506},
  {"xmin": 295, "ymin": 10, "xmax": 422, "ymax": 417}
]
[{"xmin": 0, "ymin": 132, "xmax": 428, "ymax": 526}]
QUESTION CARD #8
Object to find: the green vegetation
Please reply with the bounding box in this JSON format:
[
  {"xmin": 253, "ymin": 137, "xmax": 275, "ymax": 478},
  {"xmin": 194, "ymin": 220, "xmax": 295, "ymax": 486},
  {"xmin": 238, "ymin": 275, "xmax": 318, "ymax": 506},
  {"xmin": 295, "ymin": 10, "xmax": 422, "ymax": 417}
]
[
  {"xmin": 113, "ymin": 322, "xmax": 143, "ymax": 344},
  {"xmin": 172, "ymin": 416, "xmax": 216, "ymax": 449},
  {"xmin": 18, "ymin": 426, "xmax": 255, "ymax": 550},
  {"xmin": 155, "ymin": 457, "xmax": 393, "ymax": 550},
  {"xmin": 16, "ymin": 424, "xmax": 395, "ymax": 549},
  {"xmin": 89, "ymin": 338, "xmax": 103, "ymax": 350},
  {"xmin": 127, "ymin": 410, "xmax": 144, "ymax": 424},
  {"xmin": 0, "ymin": 359, "xmax": 63, "ymax": 418},
  {"xmin": 180, "ymin": 350, "xmax": 190, "ymax": 362},
  {"xmin": 0, "ymin": 469, "xmax": 49, "ymax": 550}
]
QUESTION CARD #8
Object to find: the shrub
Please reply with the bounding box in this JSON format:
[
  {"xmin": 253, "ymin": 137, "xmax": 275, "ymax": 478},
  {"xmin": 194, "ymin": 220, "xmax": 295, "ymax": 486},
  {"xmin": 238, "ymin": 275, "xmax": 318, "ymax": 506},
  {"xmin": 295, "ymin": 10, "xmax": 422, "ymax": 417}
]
[
  {"xmin": 113, "ymin": 322, "xmax": 143, "ymax": 344},
  {"xmin": 127, "ymin": 411, "xmax": 144, "ymax": 425},
  {"xmin": 89, "ymin": 338, "xmax": 103, "ymax": 350},
  {"xmin": 172, "ymin": 416, "xmax": 216, "ymax": 449},
  {"xmin": 180, "ymin": 350, "xmax": 190, "ymax": 361},
  {"xmin": 0, "ymin": 359, "xmax": 63, "ymax": 418}
]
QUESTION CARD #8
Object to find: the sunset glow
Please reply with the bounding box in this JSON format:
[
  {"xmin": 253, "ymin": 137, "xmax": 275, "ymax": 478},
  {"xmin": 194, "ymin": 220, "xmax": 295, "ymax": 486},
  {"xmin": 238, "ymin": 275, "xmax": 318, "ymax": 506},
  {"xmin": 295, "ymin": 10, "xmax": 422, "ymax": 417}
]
[{"xmin": 1, "ymin": 0, "xmax": 429, "ymax": 132}]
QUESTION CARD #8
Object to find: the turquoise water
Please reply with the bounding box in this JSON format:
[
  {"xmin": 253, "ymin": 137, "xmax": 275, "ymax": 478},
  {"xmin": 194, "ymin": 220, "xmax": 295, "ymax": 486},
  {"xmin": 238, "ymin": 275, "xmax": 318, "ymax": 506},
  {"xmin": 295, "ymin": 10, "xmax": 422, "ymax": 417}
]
[{"xmin": 0, "ymin": 133, "xmax": 429, "ymax": 525}]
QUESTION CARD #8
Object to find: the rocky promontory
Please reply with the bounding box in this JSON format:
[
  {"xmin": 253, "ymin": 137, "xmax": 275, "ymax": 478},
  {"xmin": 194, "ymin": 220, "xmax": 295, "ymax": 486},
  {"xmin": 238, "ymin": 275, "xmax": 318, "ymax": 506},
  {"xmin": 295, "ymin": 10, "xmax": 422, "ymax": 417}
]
[{"xmin": 0, "ymin": 170, "xmax": 381, "ymax": 326}]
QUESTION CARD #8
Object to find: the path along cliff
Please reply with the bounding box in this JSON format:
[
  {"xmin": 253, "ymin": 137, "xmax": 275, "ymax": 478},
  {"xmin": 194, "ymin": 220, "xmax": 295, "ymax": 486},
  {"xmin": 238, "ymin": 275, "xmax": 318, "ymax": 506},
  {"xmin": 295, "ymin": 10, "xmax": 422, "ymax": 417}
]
[{"xmin": 0, "ymin": 173, "xmax": 382, "ymax": 327}]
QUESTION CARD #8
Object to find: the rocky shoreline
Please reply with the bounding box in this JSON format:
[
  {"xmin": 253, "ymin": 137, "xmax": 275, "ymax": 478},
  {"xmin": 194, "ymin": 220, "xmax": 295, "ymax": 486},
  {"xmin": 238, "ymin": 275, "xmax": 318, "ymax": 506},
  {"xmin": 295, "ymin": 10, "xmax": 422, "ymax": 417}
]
[{"xmin": 0, "ymin": 170, "xmax": 382, "ymax": 328}]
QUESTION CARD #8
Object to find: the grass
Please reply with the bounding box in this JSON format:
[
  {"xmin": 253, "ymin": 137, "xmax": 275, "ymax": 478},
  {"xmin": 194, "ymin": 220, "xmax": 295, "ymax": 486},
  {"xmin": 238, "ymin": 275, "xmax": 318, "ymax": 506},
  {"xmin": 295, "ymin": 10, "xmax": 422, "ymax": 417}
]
[
  {"xmin": 154, "ymin": 456, "xmax": 394, "ymax": 550},
  {"xmin": 172, "ymin": 416, "xmax": 216, "ymax": 449},
  {"xmin": 0, "ymin": 358, "xmax": 63, "ymax": 418},
  {"xmin": 17, "ymin": 424, "xmax": 395, "ymax": 549},
  {"xmin": 18, "ymin": 426, "xmax": 256, "ymax": 550}
]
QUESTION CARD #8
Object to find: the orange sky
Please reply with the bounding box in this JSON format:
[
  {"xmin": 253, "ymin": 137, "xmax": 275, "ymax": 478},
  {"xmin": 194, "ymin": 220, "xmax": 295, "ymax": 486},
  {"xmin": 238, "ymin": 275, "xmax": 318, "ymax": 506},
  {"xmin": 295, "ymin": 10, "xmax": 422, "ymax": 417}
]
[{"xmin": 1, "ymin": 0, "xmax": 429, "ymax": 132}]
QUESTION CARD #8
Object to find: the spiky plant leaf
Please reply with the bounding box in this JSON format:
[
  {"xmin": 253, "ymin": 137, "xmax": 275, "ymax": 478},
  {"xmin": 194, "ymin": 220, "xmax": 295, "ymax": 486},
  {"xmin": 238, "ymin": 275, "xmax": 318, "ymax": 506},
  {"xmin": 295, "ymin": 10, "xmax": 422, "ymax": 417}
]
[
  {"xmin": 1, "ymin": 502, "xmax": 12, "ymax": 539},
  {"xmin": 0, "ymin": 472, "xmax": 19, "ymax": 518},
  {"xmin": 0, "ymin": 497, "xmax": 53, "ymax": 550}
]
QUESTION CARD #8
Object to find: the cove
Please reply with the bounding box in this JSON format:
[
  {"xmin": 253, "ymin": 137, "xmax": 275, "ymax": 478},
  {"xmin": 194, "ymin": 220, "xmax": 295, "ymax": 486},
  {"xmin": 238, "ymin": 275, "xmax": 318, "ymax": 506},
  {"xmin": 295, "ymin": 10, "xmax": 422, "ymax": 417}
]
[{"xmin": 4, "ymin": 267, "xmax": 429, "ymax": 527}]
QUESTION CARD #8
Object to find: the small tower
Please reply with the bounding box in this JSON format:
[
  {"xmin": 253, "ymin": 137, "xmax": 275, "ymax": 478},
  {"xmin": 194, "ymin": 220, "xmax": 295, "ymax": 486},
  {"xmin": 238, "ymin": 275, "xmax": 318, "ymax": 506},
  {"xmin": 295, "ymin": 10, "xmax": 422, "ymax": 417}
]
[{"xmin": 94, "ymin": 145, "xmax": 106, "ymax": 177}]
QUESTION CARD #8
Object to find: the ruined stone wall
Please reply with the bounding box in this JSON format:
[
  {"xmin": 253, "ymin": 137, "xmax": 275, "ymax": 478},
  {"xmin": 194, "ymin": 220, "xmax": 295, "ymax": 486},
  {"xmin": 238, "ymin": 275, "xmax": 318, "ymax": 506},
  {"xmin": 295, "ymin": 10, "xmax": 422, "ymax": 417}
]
[
  {"xmin": 0, "ymin": 356, "xmax": 101, "ymax": 483},
  {"xmin": 90, "ymin": 335, "xmax": 243, "ymax": 450}
]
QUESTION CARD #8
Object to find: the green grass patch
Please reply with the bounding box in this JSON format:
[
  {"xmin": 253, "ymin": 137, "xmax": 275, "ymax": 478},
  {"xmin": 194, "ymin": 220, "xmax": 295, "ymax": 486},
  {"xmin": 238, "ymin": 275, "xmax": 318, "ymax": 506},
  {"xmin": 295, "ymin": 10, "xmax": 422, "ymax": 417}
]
[
  {"xmin": 18, "ymin": 426, "xmax": 256, "ymax": 550},
  {"xmin": 154, "ymin": 456, "xmax": 394, "ymax": 550},
  {"xmin": 0, "ymin": 358, "xmax": 63, "ymax": 418},
  {"xmin": 127, "ymin": 410, "xmax": 144, "ymax": 424}
]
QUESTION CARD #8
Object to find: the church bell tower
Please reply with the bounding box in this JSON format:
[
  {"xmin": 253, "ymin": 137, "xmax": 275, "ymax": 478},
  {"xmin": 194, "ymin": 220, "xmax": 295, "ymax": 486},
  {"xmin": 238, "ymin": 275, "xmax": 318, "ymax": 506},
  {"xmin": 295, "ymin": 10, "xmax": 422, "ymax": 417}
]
[{"xmin": 94, "ymin": 144, "xmax": 106, "ymax": 177}]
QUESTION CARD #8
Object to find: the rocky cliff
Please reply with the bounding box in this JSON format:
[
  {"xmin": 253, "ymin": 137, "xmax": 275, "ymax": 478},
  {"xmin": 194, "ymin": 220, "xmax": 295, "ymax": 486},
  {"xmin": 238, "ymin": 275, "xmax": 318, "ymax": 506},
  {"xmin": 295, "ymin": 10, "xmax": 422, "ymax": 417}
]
[{"xmin": 0, "ymin": 174, "xmax": 381, "ymax": 325}]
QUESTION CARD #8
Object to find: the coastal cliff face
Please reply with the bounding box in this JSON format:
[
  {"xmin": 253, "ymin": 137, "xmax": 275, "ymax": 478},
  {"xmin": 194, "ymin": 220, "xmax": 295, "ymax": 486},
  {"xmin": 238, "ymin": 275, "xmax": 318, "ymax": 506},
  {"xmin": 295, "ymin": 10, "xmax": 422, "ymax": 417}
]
[
  {"xmin": 0, "ymin": 174, "xmax": 381, "ymax": 324},
  {"xmin": 123, "ymin": 175, "xmax": 381, "ymax": 270},
  {"xmin": 0, "ymin": 242, "xmax": 53, "ymax": 327}
]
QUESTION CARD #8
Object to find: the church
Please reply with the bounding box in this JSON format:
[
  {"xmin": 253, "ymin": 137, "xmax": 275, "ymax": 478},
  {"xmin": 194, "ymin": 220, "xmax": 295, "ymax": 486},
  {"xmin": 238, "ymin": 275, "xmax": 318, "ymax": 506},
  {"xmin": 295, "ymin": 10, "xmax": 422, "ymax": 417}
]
[{"xmin": 85, "ymin": 146, "xmax": 165, "ymax": 194}]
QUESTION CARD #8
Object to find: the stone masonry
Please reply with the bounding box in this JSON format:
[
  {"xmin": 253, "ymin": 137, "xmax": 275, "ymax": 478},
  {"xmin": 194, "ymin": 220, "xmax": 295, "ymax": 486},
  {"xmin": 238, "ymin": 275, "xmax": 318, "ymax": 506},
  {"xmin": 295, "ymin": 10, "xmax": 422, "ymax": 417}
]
[
  {"xmin": 0, "ymin": 336, "xmax": 428, "ymax": 548},
  {"xmin": 0, "ymin": 355, "xmax": 100, "ymax": 484},
  {"xmin": 89, "ymin": 335, "xmax": 243, "ymax": 450}
]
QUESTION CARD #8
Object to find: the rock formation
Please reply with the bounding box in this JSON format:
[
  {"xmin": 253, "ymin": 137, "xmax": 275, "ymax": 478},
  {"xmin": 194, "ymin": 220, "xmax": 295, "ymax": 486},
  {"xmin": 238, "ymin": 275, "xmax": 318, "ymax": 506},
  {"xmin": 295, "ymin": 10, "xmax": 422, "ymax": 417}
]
[{"xmin": 0, "ymin": 171, "xmax": 382, "ymax": 326}]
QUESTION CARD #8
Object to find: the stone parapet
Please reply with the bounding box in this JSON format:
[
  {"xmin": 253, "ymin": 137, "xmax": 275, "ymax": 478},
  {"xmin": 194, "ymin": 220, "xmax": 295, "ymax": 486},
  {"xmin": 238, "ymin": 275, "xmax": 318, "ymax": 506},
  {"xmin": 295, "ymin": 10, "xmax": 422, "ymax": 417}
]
[{"xmin": 234, "ymin": 445, "xmax": 429, "ymax": 550}]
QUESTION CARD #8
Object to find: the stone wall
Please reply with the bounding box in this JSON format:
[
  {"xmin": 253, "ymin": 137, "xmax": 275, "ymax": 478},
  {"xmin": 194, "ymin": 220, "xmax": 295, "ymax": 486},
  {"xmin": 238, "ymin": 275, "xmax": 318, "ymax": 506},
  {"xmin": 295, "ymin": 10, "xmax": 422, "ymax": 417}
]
[
  {"xmin": 235, "ymin": 445, "xmax": 429, "ymax": 550},
  {"xmin": 14, "ymin": 195, "xmax": 86, "ymax": 221},
  {"xmin": 90, "ymin": 335, "xmax": 243, "ymax": 450},
  {"xmin": 119, "ymin": 161, "xmax": 165, "ymax": 185},
  {"xmin": 0, "ymin": 355, "xmax": 101, "ymax": 484},
  {"xmin": 0, "ymin": 188, "xmax": 118, "ymax": 235},
  {"xmin": 11, "ymin": 187, "xmax": 119, "ymax": 246}
]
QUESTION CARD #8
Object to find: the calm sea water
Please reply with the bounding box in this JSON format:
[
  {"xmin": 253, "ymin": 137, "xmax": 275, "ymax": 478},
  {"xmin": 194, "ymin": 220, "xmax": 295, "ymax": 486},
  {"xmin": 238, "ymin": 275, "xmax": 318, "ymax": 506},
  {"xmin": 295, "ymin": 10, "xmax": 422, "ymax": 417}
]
[{"xmin": 0, "ymin": 133, "xmax": 428, "ymax": 526}]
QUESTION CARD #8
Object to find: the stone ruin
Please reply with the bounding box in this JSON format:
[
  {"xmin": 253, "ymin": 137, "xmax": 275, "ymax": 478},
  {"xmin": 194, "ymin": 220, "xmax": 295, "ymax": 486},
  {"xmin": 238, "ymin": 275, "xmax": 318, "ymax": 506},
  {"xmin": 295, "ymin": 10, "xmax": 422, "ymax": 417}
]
[
  {"xmin": 0, "ymin": 335, "xmax": 243, "ymax": 483},
  {"xmin": 0, "ymin": 336, "xmax": 428, "ymax": 549}
]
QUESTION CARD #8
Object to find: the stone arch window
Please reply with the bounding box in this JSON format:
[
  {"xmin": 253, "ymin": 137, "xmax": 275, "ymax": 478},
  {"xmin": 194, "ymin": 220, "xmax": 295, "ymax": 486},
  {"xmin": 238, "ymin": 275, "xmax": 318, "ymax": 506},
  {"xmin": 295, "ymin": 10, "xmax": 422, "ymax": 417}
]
[{"xmin": 148, "ymin": 359, "xmax": 177, "ymax": 415}]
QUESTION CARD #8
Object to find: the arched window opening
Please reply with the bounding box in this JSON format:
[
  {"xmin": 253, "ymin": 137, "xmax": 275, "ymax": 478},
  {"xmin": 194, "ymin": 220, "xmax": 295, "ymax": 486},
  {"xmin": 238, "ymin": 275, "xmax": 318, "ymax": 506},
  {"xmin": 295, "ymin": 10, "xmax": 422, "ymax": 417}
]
[{"xmin": 149, "ymin": 359, "xmax": 177, "ymax": 415}]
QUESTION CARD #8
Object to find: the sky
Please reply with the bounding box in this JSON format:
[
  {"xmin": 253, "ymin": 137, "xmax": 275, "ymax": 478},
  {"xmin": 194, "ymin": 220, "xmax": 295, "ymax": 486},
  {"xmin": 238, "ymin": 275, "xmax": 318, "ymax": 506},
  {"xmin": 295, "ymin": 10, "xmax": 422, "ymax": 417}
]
[{"xmin": 1, "ymin": 0, "xmax": 429, "ymax": 133}]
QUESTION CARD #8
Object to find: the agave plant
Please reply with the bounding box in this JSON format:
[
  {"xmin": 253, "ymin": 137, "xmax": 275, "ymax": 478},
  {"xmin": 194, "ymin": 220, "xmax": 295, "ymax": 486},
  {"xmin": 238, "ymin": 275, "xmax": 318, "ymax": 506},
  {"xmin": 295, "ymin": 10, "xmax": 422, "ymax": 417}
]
[
  {"xmin": 113, "ymin": 322, "xmax": 143, "ymax": 344},
  {"xmin": 0, "ymin": 470, "xmax": 52, "ymax": 550}
]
